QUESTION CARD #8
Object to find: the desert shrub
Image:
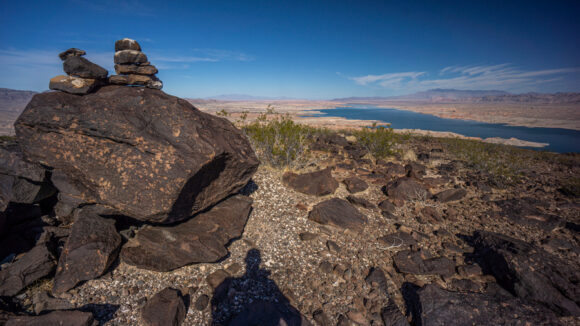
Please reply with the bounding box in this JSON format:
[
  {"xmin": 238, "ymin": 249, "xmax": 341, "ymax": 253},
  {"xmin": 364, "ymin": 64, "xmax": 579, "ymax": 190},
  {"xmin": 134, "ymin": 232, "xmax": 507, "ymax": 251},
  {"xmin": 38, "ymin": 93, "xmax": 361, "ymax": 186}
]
[
  {"xmin": 0, "ymin": 135, "xmax": 15, "ymax": 141},
  {"xmin": 353, "ymin": 123, "xmax": 397, "ymax": 159},
  {"xmin": 243, "ymin": 108, "xmax": 319, "ymax": 167}
]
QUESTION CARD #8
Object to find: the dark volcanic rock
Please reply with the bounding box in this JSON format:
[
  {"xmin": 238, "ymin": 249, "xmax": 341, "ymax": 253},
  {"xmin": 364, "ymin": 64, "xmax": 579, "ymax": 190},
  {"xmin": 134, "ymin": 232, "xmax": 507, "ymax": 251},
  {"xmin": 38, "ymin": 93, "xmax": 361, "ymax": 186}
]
[
  {"xmin": 53, "ymin": 206, "xmax": 121, "ymax": 294},
  {"xmin": 282, "ymin": 167, "xmax": 338, "ymax": 196},
  {"xmin": 0, "ymin": 146, "xmax": 45, "ymax": 182},
  {"xmin": 393, "ymin": 250, "xmax": 455, "ymax": 277},
  {"xmin": 32, "ymin": 290, "xmax": 73, "ymax": 314},
  {"xmin": 381, "ymin": 299, "xmax": 409, "ymax": 326},
  {"xmin": 115, "ymin": 64, "xmax": 158, "ymax": 75},
  {"xmin": 346, "ymin": 195, "xmax": 376, "ymax": 209},
  {"xmin": 63, "ymin": 56, "xmax": 108, "ymax": 79},
  {"xmin": 473, "ymin": 230, "xmax": 580, "ymax": 316},
  {"xmin": 383, "ymin": 177, "xmax": 429, "ymax": 201},
  {"xmin": 121, "ymin": 195, "xmax": 252, "ymax": 271},
  {"xmin": 377, "ymin": 199, "xmax": 396, "ymax": 214},
  {"xmin": 58, "ymin": 48, "xmax": 86, "ymax": 61},
  {"xmin": 365, "ymin": 268, "xmax": 388, "ymax": 294},
  {"xmin": 115, "ymin": 38, "xmax": 142, "ymax": 52},
  {"xmin": 5, "ymin": 310, "xmax": 95, "ymax": 326},
  {"xmin": 48, "ymin": 75, "xmax": 100, "ymax": 95},
  {"xmin": 404, "ymin": 162, "xmax": 426, "ymax": 178},
  {"xmin": 109, "ymin": 74, "xmax": 163, "ymax": 89},
  {"xmin": 15, "ymin": 85, "xmax": 259, "ymax": 224},
  {"xmin": 141, "ymin": 288, "xmax": 187, "ymax": 326},
  {"xmin": 0, "ymin": 241, "xmax": 56, "ymax": 296},
  {"xmin": 308, "ymin": 198, "xmax": 367, "ymax": 231},
  {"xmin": 378, "ymin": 231, "xmax": 417, "ymax": 248},
  {"xmin": 114, "ymin": 50, "xmax": 148, "ymax": 64},
  {"xmin": 343, "ymin": 177, "xmax": 368, "ymax": 193},
  {"xmin": 406, "ymin": 283, "xmax": 561, "ymax": 326},
  {"xmin": 495, "ymin": 198, "xmax": 564, "ymax": 232},
  {"xmin": 433, "ymin": 188, "xmax": 467, "ymax": 202}
]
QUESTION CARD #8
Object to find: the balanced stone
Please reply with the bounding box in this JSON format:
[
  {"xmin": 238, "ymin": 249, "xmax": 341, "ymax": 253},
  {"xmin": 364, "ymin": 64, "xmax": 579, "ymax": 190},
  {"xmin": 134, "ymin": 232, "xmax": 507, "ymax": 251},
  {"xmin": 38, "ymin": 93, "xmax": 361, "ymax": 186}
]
[
  {"xmin": 114, "ymin": 50, "xmax": 148, "ymax": 65},
  {"xmin": 49, "ymin": 75, "xmax": 100, "ymax": 95},
  {"xmin": 58, "ymin": 48, "xmax": 86, "ymax": 61},
  {"xmin": 115, "ymin": 38, "xmax": 142, "ymax": 52},
  {"xmin": 115, "ymin": 64, "xmax": 158, "ymax": 75},
  {"xmin": 109, "ymin": 74, "xmax": 163, "ymax": 89},
  {"xmin": 63, "ymin": 56, "xmax": 108, "ymax": 79}
]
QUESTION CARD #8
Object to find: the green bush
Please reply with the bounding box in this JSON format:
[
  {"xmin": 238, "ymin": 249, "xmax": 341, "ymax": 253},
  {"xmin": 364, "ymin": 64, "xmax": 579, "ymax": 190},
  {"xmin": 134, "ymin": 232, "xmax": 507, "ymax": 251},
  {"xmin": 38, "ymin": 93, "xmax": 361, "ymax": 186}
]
[
  {"xmin": 243, "ymin": 109, "xmax": 317, "ymax": 167},
  {"xmin": 353, "ymin": 123, "xmax": 397, "ymax": 159}
]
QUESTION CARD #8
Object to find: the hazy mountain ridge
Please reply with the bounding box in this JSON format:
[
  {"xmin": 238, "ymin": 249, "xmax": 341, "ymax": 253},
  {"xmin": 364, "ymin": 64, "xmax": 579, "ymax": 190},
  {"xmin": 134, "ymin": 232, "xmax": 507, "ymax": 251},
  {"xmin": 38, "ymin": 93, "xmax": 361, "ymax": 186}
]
[
  {"xmin": 333, "ymin": 88, "xmax": 580, "ymax": 104},
  {"xmin": 0, "ymin": 88, "xmax": 37, "ymax": 113}
]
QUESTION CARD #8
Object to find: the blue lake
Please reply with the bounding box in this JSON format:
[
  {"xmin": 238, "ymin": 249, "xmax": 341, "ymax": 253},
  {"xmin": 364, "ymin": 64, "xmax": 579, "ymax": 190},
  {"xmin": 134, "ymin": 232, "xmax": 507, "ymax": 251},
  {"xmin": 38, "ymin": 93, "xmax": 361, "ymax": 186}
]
[{"xmin": 311, "ymin": 106, "xmax": 580, "ymax": 153}]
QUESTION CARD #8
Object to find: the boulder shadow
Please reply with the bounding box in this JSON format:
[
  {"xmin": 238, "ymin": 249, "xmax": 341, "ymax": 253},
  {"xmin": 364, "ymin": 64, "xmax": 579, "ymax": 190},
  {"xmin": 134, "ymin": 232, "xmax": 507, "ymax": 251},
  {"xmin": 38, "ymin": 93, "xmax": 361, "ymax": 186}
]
[{"xmin": 210, "ymin": 248, "xmax": 304, "ymax": 326}]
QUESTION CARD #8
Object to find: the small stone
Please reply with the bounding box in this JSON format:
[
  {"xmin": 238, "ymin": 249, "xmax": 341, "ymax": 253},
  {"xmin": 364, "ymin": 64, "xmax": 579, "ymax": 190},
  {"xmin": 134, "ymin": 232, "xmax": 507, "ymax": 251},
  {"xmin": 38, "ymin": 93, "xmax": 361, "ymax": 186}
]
[
  {"xmin": 141, "ymin": 288, "xmax": 187, "ymax": 326},
  {"xmin": 58, "ymin": 48, "xmax": 86, "ymax": 60},
  {"xmin": 319, "ymin": 260, "xmax": 333, "ymax": 274},
  {"xmin": 63, "ymin": 56, "xmax": 108, "ymax": 79},
  {"xmin": 207, "ymin": 269, "xmax": 230, "ymax": 289},
  {"xmin": 49, "ymin": 75, "xmax": 100, "ymax": 95},
  {"xmin": 326, "ymin": 240, "xmax": 341, "ymax": 253},
  {"xmin": 115, "ymin": 38, "xmax": 142, "ymax": 52},
  {"xmin": 434, "ymin": 188, "xmax": 467, "ymax": 202},
  {"xmin": 115, "ymin": 64, "xmax": 158, "ymax": 75},
  {"xmin": 114, "ymin": 50, "xmax": 148, "ymax": 65},
  {"xmin": 313, "ymin": 309, "xmax": 332, "ymax": 326},
  {"xmin": 226, "ymin": 262, "xmax": 242, "ymax": 275},
  {"xmin": 347, "ymin": 310, "xmax": 369, "ymax": 326},
  {"xmin": 194, "ymin": 294, "xmax": 210, "ymax": 311},
  {"xmin": 299, "ymin": 232, "xmax": 319, "ymax": 241},
  {"xmin": 343, "ymin": 177, "xmax": 368, "ymax": 193}
]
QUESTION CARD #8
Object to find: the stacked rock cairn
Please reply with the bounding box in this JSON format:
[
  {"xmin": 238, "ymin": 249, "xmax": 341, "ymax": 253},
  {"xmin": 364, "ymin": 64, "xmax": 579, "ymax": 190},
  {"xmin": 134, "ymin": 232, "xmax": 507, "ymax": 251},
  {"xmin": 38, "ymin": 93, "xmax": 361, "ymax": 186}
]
[
  {"xmin": 49, "ymin": 48, "xmax": 108, "ymax": 94},
  {"xmin": 48, "ymin": 38, "xmax": 162, "ymax": 95},
  {"xmin": 109, "ymin": 38, "xmax": 162, "ymax": 89}
]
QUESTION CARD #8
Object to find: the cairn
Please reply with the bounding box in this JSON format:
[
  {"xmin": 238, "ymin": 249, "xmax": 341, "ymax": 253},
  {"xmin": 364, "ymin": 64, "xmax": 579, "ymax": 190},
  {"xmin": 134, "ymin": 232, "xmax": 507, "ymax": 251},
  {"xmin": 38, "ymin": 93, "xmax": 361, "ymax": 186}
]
[
  {"xmin": 49, "ymin": 48, "xmax": 108, "ymax": 95},
  {"xmin": 109, "ymin": 38, "xmax": 163, "ymax": 89}
]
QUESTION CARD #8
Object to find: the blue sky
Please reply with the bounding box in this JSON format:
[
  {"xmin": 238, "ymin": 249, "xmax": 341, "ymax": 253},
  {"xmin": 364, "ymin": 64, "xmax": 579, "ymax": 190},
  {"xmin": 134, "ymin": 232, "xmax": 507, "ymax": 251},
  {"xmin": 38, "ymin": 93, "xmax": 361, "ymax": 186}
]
[{"xmin": 1, "ymin": 0, "xmax": 579, "ymax": 99}]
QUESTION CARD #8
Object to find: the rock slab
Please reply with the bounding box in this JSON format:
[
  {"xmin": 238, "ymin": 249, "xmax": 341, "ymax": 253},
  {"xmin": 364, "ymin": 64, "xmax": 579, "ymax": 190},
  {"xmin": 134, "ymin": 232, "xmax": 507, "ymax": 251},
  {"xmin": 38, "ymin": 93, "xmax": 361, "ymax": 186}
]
[
  {"xmin": 53, "ymin": 206, "xmax": 121, "ymax": 294},
  {"xmin": 0, "ymin": 241, "xmax": 56, "ymax": 296},
  {"xmin": 141, "ymin": 288, "xmax": 187, "ymax": 326},
  {"xmin": 473, "ymin": 230, "xmax": 580, "ymax": 316},
  {"xmin": 283, "ymin": 167, "xmax": 338, "ymax": 196},
  {"xmin": 15, "ymin": 85, "xmax": 259, "ymax": 224},
  {"xmin": 121, "ymin": 195, "xmax": 252, "ymax": 272},
  {"xmin": 5, "ymin": 310, "xmax": 95, "ymax": 326},
  {"xmin": 308, "ymin": 198, "xmax": 367, "ymax": 231}
]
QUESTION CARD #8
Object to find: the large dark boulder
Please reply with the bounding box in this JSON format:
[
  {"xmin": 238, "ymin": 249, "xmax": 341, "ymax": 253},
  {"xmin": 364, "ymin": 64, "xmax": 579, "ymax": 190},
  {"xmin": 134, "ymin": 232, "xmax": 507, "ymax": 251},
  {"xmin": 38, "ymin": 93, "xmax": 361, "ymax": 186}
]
[
  {"xmin": 0, "ymin": 240, "xmax": 56, "ymax": 296},
  {"xmin": 121, "ymin": 195, "xmax": 252, "ymax": 271},
  {"xmin": 433, "ymin": 188, "xmax": 466, "ymax": 202},
  {"xmin": 383, "ymin": 177, "xmax": 429, "ymax": 201},
  {"xmin": 63, "ymin": 56, "xmax": 108, "ymax": 79},
  {"xmin": 15, "ymin": 85, "xmax": 259, "ymax": 224},
  {"xmin": 4, "ymin": 310, "xmax": 95, "ymax": 326},
  {"xmin": 393, "ymin": 250, "xmax": 455, "ymax": 277},
  {"xmin": 308, "ymin": 198, "xmax": 367, "ymax": 231},
  {"xmin": 53, "ymin": 206, "xmax": 121, "ymax": 294},
  {"xmin": 141, "ymin": 288, "xmax": 187, "ymax": 326},
  {"xmin": 495, "ymin": 198, "xmax": 564, "ymax": 232},
  {"xmin": 406, "ymin": 283, "xmax": 561, "ymax": 325},
  {"xmin": 282, "ymin": 167, "xmax": 338, "ymax": 196},
  {"xmin": 472, "ymin": 231, "xmax": 580, "ymax": 316}
]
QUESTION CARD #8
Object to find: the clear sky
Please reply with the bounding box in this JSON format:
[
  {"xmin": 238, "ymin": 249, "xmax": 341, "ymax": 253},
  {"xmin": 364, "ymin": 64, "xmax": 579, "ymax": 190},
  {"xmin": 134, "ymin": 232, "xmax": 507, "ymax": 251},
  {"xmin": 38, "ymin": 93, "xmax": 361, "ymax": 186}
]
[{"xmin": 1, "ymin": 0, "xmax": 579, "ymax": 99}]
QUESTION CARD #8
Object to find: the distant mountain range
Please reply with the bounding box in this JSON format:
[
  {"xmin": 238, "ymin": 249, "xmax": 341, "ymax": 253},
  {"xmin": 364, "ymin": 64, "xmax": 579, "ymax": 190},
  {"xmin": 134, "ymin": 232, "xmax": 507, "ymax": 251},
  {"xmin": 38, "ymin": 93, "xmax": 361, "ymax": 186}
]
[
  {"xmin": 0, "ymin": 88, "xmax": 37, "ymax": 114},
  {"xmin": 205, "ymin": 94, "xmax": 297, "ymax": 101},
  {"xmin": 333, "ymin": 88, "xmax": 580, "ymax": 104}
]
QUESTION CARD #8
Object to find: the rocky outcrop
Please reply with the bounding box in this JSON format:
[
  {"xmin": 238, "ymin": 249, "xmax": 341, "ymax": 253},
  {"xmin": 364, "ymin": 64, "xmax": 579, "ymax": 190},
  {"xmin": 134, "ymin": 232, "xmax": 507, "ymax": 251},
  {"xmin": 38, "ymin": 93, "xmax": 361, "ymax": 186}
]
[
  {"xmin": 308, "ymin": 198, "xmax": 367, "ymax": 231},
  {"xmin": 473, "ymin": 231, "xmax": 580, "ymax": 316},
  {"xmin": 121, "ymin": 195, "xmax": 252, "ymax": 271},
  {"xmin": 141, "ymin": 288, "xmax": 187, "ymax": 326},
  {"xmin": 15, "ymin": 85, "xmax": 259, "ymax": 224},
  {"xmin": 110, "ymin": 38, "xmax": 162, "ymax": 89},
  {"xmin": 283, "ymin": 167, "xmax": 338, "ymax": 196},
  {"xmin": 53, "ymin": 206, "xmax": 121, "ymax": 294},
  {"xmin": 393, "ymin": 250, "xmax": 455, "ymax": 277},
  {"xmin": 433, "ymin": 188, "xmax": 467, "ymax": 202},
  {"xmin": 406, "ymin": 283, "xmax": 561, "ymax": 325},
  {"xmin": 0, "ymin": 240, "xmax": 56, "ymax": 296}
]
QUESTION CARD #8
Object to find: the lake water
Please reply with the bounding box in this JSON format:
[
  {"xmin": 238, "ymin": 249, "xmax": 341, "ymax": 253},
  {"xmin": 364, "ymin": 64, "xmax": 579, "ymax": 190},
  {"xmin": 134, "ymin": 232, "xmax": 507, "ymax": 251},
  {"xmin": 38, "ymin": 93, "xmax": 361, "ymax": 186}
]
[{"xmin": 312, "ymin": 106, "xmax": 580, "ymax": 153}]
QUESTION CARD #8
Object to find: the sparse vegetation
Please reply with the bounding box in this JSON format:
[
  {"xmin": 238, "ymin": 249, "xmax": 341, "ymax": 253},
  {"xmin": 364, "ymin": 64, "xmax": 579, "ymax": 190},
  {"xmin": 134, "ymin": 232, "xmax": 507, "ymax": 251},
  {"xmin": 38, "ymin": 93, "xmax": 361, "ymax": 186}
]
[
  {"xmin": 438, "ymin": 137, "xmax": 532, "ymax": 186},
  {"xmin": 353, "ymin": 123, "xmax": 397, "ymax": 159},
  {"xmin": 243, "ymin": 107, "xmax": 324, "ymax": 167},
  {"xmin": 0, "ymin": 135, "xmax": 15, "ymax": 141}
]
